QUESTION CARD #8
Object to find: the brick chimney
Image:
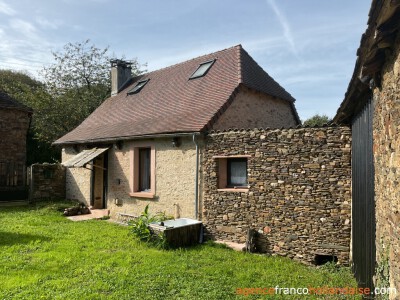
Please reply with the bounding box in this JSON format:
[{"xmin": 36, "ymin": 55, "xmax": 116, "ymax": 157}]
[{"xmin": 110, "ymin": 59, "xmax": 132, "ymax": 96}]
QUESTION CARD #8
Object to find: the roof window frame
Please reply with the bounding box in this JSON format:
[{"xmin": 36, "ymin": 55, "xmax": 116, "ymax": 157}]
[
  {"xmin": 127, "ymin": 79, "xmax": 150, "ymax": 94},
  {"xmin": 189, "ymin": 59, "xmax": 216, "ymax": 80}
]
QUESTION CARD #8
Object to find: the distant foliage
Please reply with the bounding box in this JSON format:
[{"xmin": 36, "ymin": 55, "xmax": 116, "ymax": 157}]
[
  {"xmin": 303, "ymin": 114, "xmax": 331, "ymax": 127},
  {"xmin": 39, "ymin": 39, "xmax": 143, "ymax": 145},
  {"xmin": 0, "ymin": 40, "xmax": 145, "ymax": 163}
]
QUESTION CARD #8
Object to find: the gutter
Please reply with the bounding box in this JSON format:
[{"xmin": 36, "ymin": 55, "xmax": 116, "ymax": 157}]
[
  {"xmin": 192, "ymin": 134, "xmax": 200, "ymax": 220},
  {"xmin": 53, "ymin": 132, "xmax": 201, "ymax": 146}
]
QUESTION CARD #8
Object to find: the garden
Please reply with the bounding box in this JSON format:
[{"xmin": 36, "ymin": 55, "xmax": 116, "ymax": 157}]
[{"xmin": 0, "ymin": 201, "xmax": 360, "ymax": 299}]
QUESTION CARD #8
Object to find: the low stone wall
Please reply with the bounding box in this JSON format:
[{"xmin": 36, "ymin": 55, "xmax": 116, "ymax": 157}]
[
  {"xmin": 29, "ymin": 163, "xmax": 66, "ymax": 200},
  {"xmin": 203, "ymin": 126, "xmax": 351, "ymax": 265}
]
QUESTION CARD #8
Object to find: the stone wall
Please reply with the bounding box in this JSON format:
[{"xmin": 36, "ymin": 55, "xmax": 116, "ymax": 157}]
[
  {"xmin": 372, "ymin": 30, "xmax": 400, "ymax": 295},
  {"xmin": 0, "ymin": 108, "xmax": 31, "ymax": 189},
  {"xmin": 29, "ymin": 164, "xmax": 66, "ymax": 200},
  {"xmin": 212, "ymin": 86, "xmax": 298, "ymax": 130},
  {"xmin": 63, "ymin": 147, "xmax": 92, "ymax": 202},
  {"xmin": 203, "ymin": 127, "xmax": 352, "ymax": 265}
]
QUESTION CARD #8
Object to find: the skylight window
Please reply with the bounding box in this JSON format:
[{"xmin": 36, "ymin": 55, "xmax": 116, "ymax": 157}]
[
  {"xmin": 127, "ymin": 79, "xmax": 149, "ymax": 94},
  {"xmin": 189, "ymin": 59, "xmax": 216, "ymax": 79}
]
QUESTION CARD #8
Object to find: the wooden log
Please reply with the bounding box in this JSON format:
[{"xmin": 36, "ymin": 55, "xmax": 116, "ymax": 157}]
[
  {"xmin": 361, "ymin": 52, "xmax": 385, "ymax": 77},
  {"xmin": 364, "ymin": 47, "xmax": 379, "ymax": 62},
  {"xmin": 376, "ymin": 34, "xmax": 396, "ymax": 48},
  {"xmin": 376, "ymin": 9, "xmax": 400, "ymax": 39},
  {"xmin": 246, "ymin": 228, "xmax": 257, "ymax": 253}
]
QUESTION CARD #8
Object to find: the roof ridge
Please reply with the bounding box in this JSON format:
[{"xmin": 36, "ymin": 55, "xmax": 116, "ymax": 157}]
[
  {"xmin": 237, "ymin": 44, "xmax": 243, "ymax": 83},
  {"xmin": 133, "ymin": 44, "xmax": 242, "ymax": 79}
]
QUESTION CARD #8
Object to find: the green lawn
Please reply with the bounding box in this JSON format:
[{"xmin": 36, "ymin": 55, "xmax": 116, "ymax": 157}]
[{"xmin": 0, "ymin": 201, "xmax": 360, "ymax": 299}]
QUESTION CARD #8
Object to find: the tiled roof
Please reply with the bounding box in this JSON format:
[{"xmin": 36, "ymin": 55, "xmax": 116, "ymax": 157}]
[
  {"xmin": 0, "ymin": 91, "xmax": 32, "ymax": 112},
  {"xmin": 240, "ymin": 48, "xmax": 295, "ymax": 102},
  {"xmin": 55, "ymin": 45, "xmax": 297, "ymax": 144}
]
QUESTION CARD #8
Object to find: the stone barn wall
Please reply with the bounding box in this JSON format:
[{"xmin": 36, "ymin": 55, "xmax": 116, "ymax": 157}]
[
  {"xmin": 0, "ymin": 108, "xmax": 31, "ymax": 190},
  {"xmin": 203, "ymin": 126, "xmax": 351, "ymax": 265},
  {"xmin": 0, "ymin": 108, "xmax": 31, "ymax": 164},
  {"xmin": 372, "ymin": 30, "xmax": 400, "ymax": 295}
]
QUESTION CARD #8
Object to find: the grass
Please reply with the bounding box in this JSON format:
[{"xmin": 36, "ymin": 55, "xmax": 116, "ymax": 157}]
[{"xmin": 0, "ymin": 201, "xmax": 360, "ymax": 299}]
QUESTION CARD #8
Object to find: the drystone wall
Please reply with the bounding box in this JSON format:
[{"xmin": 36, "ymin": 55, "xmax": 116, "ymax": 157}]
[
  {"xmin": 29, "ymin": 164, "xmax": 66, "ymax": 200},
  {"xmin": 203, "ymin": 126, "xmax": 351, "ymax": 265}
]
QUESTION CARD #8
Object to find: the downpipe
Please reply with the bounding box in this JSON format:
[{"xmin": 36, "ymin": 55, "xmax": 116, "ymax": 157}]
[{"xmin": 192, "ymin": 134, "xmax": 199, "ymax": 220}]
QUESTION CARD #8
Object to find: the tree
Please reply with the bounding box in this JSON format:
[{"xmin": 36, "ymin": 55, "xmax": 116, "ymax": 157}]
[
  {"xmin": 0, "ymin": 40, "xmax": 144, "ymax": 164},
  {"xmin": 302, "ymin": 114, "xmax": 331, "ymax": 127},
  {"xmin": 39, "ymin": 39, "xmax": 143, "ymax": 145}
]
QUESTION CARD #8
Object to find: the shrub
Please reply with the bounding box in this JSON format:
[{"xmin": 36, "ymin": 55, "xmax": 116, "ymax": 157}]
[
  {"xmin": 303, "ymin": 114, "xmax": 331, "ymax": 126},
  {"xmin": 129, "ymin": 205, "xmax": 172, "ymax": 248}
]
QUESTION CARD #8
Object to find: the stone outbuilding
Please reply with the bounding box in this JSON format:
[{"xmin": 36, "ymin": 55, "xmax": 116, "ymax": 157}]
[
  {"xmin": 334, "ymin": 0, "xmax": 400, "ymax": 297},
  {"xmin": 0, "ymin": 91, "xmax": 32, "ymax": 201}
]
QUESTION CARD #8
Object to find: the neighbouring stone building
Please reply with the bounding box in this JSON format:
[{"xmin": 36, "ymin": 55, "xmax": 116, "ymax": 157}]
[
  {"xmin": 54, "ymin": 45, "xmax": 300, "ymax": 219},
  {"xmin": 372, "ymin": 35, "xmax": 400, "ymax": 300},
  {"xmin": 203, "ymin": 127, "xmax": 352, "ymax": 265},
  {"xmin": 0, "ymin": 91, "xmax": 32, "ymax": 201},
  {"xmin": 334, "ymin": 0, "xmax": 400, "ymax": 297}
]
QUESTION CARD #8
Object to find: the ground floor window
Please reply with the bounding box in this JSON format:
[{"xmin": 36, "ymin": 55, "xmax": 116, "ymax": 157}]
[
  {"xmin": 227, "ymin": 158, "xmax": 247, "ymax": 187},
  {"xmin": 130, "ymin": 143, "xmax": 156, "ymax": 198},
  {"xmin": 213, "ymin": 155, "xmax": 250, "ymax": 191},
  {"xmin": 139, "ymin": 148, "xmax": 151, "ymax": 192}
]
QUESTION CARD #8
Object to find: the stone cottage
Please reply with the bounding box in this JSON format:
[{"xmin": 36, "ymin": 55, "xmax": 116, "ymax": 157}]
[
  {"xmin": 54, "ymin": 45, "xmax": 300, "ymax": 219},
  {"xmin": 334, "ymin": 0, "xmax": 400, "ymax": 296},
  {"xmin": 0, "ymin": 91, "xmax": 32, "ymax": 200}
]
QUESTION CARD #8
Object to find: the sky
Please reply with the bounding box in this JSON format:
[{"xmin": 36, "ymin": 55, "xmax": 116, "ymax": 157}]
[{"xmin": 0, "ymin": 0, "xmax": 371, "ymax": 121}]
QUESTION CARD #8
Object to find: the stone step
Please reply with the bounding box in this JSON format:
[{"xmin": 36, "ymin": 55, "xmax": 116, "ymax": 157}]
[
  {"xmin": 66, "ymin": 209, "xmax": 110, "ymax": 221},
  {"xmin": 215, "ymin": 240, "xmax": 246, "ymax": 251}
]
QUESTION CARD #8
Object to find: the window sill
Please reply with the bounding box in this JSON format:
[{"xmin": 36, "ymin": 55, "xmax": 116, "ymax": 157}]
[
  {"xmin": 217, "ymin": 188, "xmax": 249, "ymax": 193},
  {"xmin": 129, "ymin": 192, "xmax": 155, "ymax": 199}
]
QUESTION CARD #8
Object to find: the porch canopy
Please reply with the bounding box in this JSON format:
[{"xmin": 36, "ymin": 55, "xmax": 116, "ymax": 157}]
[{"xmin": 62, "ymin": 147, "xmax": 109, "ymax": 168}]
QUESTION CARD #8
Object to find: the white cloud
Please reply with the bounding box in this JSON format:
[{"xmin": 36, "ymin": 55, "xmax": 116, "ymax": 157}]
[
  {"xmin": 0, "ymin": 1, "xmax": 16, "ymax": 16},
  {"xmin": 0, "ymin": 18, "xmax": 57, "ymax": 76},
  {"xmin": 36, "ymin": 17, "xmax": 62, "ymax": 30},
  {"xmin": 10, "ymin": 19, "xmax": 37, "ymax": 36},
  {"xmin": 265, "ymin": 0, "xmax": 297, "ymax": 56},
  {"xmin": 144, "ymin": 42, "xmax": 237, "ymax": 72},
  {"xmin": 243, "ymin": 36, "xmax": 287, "ymax": 54},
  {"xmin": 61, "ymin": 0, "xmax": 109, "ymax": 3}
]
